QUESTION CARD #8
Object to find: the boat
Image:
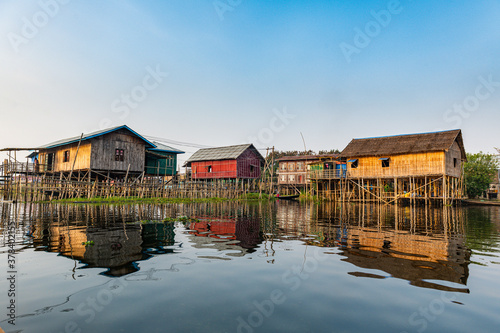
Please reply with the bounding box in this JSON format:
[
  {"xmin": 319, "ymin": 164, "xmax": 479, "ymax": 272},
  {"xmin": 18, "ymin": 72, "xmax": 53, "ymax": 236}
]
[{"xmin": 276, "ymin": 194, "xmax": 300, "ymax": 200}]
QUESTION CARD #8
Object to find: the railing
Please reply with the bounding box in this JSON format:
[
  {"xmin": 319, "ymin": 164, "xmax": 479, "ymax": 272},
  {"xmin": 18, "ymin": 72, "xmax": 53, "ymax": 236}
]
[
  {"xmin": 0, "ymin": 162, "xmax": 51, "ymax": 174},
  {"xmin": 309, "ymin": 169, "xmax": 347, "ymax": 180}
]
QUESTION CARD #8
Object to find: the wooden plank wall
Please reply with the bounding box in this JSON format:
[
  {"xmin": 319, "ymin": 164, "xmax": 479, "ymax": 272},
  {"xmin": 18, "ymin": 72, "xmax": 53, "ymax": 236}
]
[
  {"xmin": 40, "ymin": 142, "xmax": 92, "ymax": 172},
  {"xmin": 236, "ymin": 149, "xmax": 262, "ymax": 179},
  {"xmin": 90, "ymin": 132, "xmax": 145, "ymax": 172},
  {"xmin": 444, "ymin": 141, "xmax": 463, "ymax": 178},
  {"xmin": 192, "ymin": 160, "xmax": 238, "ymax": 179}
]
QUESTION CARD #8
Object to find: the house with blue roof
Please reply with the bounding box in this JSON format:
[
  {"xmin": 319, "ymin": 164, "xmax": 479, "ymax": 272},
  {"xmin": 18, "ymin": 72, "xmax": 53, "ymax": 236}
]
[{"xmin": 29, "ymin": 125, "xmax": 183, "ymax": 178}]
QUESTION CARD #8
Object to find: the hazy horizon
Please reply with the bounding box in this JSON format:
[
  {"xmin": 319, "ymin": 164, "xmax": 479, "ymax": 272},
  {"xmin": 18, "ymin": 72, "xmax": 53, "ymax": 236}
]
[{"xmin": 1, "ymin": 0, "xmax": 499, "ymax": 164}]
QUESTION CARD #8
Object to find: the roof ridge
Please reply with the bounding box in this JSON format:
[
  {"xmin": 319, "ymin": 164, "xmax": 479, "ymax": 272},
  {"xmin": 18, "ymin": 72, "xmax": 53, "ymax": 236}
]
[
  {"xmin": 354, "ymin": 129, "xmax": 461, "ymax": 141},
  {"xmin": 195, "ymin": 143, "xmax": 252, "ymax": 151},
  {"xmin": 37, "ymin": 125, "xmax": 155, "ymax": 149}
]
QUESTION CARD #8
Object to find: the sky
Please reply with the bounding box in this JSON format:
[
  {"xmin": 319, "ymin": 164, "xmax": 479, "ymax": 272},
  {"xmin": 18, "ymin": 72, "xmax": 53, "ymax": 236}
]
[{"xmin": 1, "ymin": 0, "xmax": 499, "ymax": 166}]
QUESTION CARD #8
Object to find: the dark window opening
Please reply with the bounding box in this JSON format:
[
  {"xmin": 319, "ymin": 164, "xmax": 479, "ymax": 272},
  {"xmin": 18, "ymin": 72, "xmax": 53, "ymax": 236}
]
[
  {"xmin": 250, "ymin": 165, "xmax": 255, "ymax": 173},
  {"xmin": 351, "ymin": 160, "xmax": 358, "ymax": 169},
  {"xmin": 63, "ymin": 150, "xmax": 70, "ymax": 163},
  {"xmin": 115, "ymin": 149, "xmax": 124, "ymax": 162},
  {"xmin": 381, "ymin": 159, "xmax": 390, "ymax": 168},
  {"xmin": 207, "ymin": 165, "xmax": 212, "ymax": 173},
  {"xmin": 453, "ymin": 158, "xmax": 457, "ymax": 168}
]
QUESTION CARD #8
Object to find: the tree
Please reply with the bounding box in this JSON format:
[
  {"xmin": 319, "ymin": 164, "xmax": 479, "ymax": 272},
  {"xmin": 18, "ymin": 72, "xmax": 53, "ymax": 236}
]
[
  {"xmin": 463, "ymin": 152, "xmax": 499, "ymax": 198},
  {"xmin": 318, "ymin": 149, "xmax": 341, "ymax": 155}
]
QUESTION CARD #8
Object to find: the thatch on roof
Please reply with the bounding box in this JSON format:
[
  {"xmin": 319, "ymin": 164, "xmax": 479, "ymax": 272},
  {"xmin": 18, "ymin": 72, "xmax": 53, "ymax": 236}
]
[
  {"xmin": 339, "ymin": 130, "xmax": 466, "ymax": 160},
  {"xmin": 185, "ymin": 144, "xmax": 264, "ymax": 167}
]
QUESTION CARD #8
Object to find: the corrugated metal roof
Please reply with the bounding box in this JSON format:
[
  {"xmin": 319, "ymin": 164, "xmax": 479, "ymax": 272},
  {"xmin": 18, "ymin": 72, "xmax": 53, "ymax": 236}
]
[
  {"xmin": 148, "ymin": 141, "xmax": 184, "ymax": 154},
  {"xmin": 339, "ymin": 129, "xmax": 466, "ymax": 160},
  {"xmin": 185, "ymin": 144, "xmax": 263, "ymax": 164},
  {"xmin": 37, "ymin": 125, "xmax": 156, "ymax": 149}
]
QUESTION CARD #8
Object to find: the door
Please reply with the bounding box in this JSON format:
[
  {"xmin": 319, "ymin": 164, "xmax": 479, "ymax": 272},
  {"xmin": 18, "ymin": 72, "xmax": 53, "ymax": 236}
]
[{"xmin": 47, "ymin": 153, "xmax": 54, "ymax": 171}]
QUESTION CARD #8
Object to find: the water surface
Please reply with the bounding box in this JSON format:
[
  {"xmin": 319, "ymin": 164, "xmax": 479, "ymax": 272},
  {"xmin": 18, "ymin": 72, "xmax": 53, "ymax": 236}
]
[{"xmin": 0, "ymin": 202, "xmax": 499, "ymax": 333}]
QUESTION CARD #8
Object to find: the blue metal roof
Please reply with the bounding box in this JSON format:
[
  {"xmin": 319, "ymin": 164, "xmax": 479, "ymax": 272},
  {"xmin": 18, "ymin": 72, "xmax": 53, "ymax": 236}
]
[
  {"xmin": 147, "ymin": 141, "xmax": 184, "ymax": 154},
  {"xmin": 38, "ymin": 125, "xmax": 156, "ymax": 149}
]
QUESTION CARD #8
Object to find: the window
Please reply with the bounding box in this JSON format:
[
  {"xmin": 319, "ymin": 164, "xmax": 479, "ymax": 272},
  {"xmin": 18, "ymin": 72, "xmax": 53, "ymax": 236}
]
[
  {"xmin": 297, "ymin": 162, "xmax": 304, "ymax": 170},
  {"xmin": 207, "ymin": 165, "xmax": 212, "ymax": 173},
  {"xmin": 250, "ymin": 165, "xmax": 255, "ymax": 173},
  {"xmin": 281, "ymin": 163, "xmax": 287, "ymax": 170},
  {"xmin": 115, "ymin": 149, "xmax": 124, "ymax": 161},
  {"xmin": 453, "ymin": 158, "xmax": 457, "ymax": 168},
  {"xmin": 63, "ymin": 150, "xmax": 70, "ymax": 163},
  {"xmin": 349, "ymin": 159, "xmax": 358, "ymax": 169},
  {"xmin": 380, "ymin": 158, "xmax": 390, "ymax": 168}
]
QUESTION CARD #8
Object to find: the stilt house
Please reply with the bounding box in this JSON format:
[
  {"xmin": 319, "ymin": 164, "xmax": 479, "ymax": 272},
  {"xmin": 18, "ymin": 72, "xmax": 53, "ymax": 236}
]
[
  {"xmin": 28, "ymin": 125, "xmax": 183, "ymax": 177},
  {"xmin": 185, "ymin": 144, "xmax": 264, "ymax": 180},
  {"xmin": 339, "ymin": 129, "xmax": 467, "ymax": 202}
]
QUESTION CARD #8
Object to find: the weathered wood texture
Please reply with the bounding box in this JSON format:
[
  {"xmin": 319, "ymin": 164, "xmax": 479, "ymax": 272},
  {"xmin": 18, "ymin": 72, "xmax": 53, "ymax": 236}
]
[
  {"xmin": 90, "ymin": 131, "xmax": 145, "ymax": 172},
  {"xmin": 277, "ymin": 161, "xmax": 308, "ymax": 185},
  {"xmin": 36, "ymin": 131, "xmax": 146, "ymax": 173},
  {"xmin": 444, "ymin": 141, "xmax": 463, "ymax": 178},
  {"xmin": 236, "ymin": 148, "xmax": 262, "ymax": 178}
]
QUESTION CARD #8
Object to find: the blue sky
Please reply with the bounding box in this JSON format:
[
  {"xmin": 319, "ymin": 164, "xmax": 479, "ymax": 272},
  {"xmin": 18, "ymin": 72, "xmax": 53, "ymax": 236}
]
[{"xmin": 1, "ymin": 0, "xmax": 499, "ymax": 165}]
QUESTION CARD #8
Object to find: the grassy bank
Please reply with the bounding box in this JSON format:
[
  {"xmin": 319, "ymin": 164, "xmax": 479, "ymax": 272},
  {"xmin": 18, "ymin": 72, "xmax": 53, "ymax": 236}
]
[
  {"xmin": 41, "ymin": 193, "xmax": 277, "ymax": 204},
  {"xmin": 40, "ymin": 196, "xmax": 232, "ymax": 205}
]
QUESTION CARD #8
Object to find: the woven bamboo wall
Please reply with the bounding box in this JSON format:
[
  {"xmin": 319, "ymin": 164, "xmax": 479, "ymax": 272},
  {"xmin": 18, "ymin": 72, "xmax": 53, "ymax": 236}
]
[{"xmin": 347, "ymin": 151, "xmax": 457, "ymax": 179}]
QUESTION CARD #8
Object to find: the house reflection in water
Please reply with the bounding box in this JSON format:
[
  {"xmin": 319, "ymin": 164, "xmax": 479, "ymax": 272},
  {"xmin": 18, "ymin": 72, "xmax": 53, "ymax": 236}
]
[
  {"xmin": 187, "ymin": 216, "xmax": 261, "ymax": 258},
  {"xmin": 276, "ymin": 203, "xmax": 471, "ymax": 293},
  {"xmin": 32, "ymin": 209, "xmax": 177, "ymax": 277},
  {"xmin": 35, "ymin": 223, "xmax": 145, "ymax": 277}
]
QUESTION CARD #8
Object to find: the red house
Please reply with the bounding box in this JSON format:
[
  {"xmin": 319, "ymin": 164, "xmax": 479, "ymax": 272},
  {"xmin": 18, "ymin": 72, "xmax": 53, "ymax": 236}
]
[{"xmin": 185, "ymin": 144, "xmax": 264, "ymax": 180}]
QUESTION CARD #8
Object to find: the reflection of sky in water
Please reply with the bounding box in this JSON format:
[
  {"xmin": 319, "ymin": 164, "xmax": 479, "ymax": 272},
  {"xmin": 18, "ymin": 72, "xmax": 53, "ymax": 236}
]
[{"xmin": 0, "ymin": 202, "xmax": 499, "ymax": 333}]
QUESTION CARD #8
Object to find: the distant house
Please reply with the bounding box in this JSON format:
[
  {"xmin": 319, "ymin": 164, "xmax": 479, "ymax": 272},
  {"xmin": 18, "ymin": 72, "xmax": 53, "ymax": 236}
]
[
  {"xmin": 276, "ymin": 155, "xmax": 340, "ymax": 186},
  {"xmin": 487, "ymin": 169, "xmax": 500, "ymax": 199},
  {"xmin": 185, "ymin": 144, "xmax": 264, "ymax": 180},
  {"xmin": 28, "ymin": 125, "xmax": 184, "ymax": 177},
  {"xmin": 340, "ymin": 129, "xmax": 466, "ymax": 179}
]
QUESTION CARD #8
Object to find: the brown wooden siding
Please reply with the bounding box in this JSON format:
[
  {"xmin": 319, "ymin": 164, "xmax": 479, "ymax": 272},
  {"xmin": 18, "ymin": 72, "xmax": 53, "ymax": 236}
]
[
  {"xmin": 444, "ymin": 141, "xmax": 463, "ymax": 178},
  {"xmin": 236, "ymin": 149, "xmax": 262, "ymax": 179},
  {"xmin": 90, "ymin": 132, "xmax": 145, "ymax": 172}
]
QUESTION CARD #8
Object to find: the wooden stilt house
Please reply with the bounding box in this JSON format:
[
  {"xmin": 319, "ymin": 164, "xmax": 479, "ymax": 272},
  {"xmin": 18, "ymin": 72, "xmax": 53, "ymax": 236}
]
[
  {"xmin": 339, "ymin": 129, "xmax": 467, "ymax": 203},
  {"xmin": 276, "ymin": 154, "xmax": 343, "ymax": 195},
  {"xmin": 27, "ymin": 125, "xmax": 184, "ymax": 178},
  {"xmin": 185, "ymin": 144, "xmax": 264, "ymax": 180}
]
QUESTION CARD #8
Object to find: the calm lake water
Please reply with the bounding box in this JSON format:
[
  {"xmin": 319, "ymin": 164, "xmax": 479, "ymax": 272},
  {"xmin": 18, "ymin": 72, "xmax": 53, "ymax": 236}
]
[{"xmin": 0, "ymin": 201, "xmax": 499, "ymax": 333}]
